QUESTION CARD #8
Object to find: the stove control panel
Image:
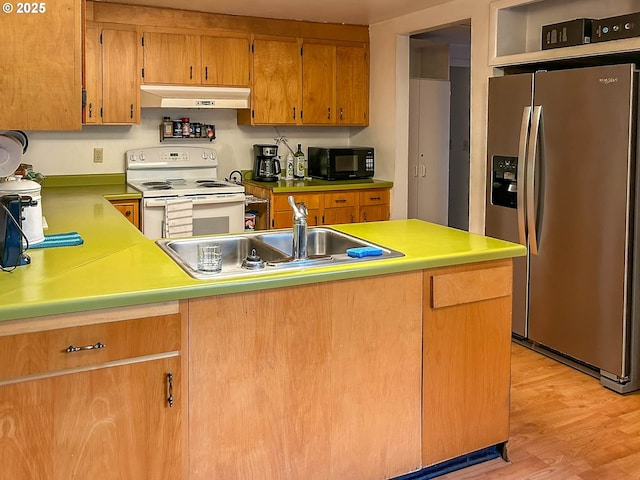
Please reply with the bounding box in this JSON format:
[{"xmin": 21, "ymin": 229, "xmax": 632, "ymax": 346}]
[{"xmin": 126, "ymin": 147, "xmax": 218, "ymax": 169}]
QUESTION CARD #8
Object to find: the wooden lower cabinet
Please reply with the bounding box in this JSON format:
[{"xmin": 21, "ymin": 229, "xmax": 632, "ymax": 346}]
[
  {"xmin": 422, "ymin": 259, "xmax": 513, "ymax": 466},
  {"xmin": 242, "ymin": 182, "xmax": 390, "ymax": 229},
  {"xmin": 188, "ymin": 272, "xmax": 423, "ymax": 480},
  {"xmin": 110, "ymin": 198, "xmax": 140, "ymax": 229},
  {"xmin": 0, "ymin": 304, "xmax": 185, "ymax": 480}
]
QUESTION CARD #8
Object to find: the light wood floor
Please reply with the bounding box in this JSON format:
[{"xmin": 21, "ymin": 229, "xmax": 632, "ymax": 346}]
[{"xmin": 442, "ymin": 343, "xmax": 640, "ymax": 480}]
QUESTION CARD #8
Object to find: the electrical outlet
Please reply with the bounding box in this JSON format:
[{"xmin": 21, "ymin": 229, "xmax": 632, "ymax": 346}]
[{"xmin": 93, "ymin": 147, "xmax": 104, "ymax": 163}]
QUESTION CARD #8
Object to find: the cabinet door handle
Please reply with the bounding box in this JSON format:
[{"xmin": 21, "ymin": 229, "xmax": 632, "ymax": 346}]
[
  {"xmin": 363, "ymin": 212, "xmax": 368, "ymax": 222},
  {"xmin": 339, "ymin": 108, "xmax": 343, "ymax": 120},
  {"xmin": 205, "ymin": 66, "xmax": 208, "ymax": 80},
  {"xmin": 65, "ymin": 342, "xmax": 106, "ymax": 353},
  {"xmin": 293, "ymin": 107, "xmax": 296, "ymax": 119},
  {"xmin": 167, "ymin": 372, "xmax": 174, "ymax": 408},
  {"xmin": 130, "ymin": 104, "xmax": 134, "ymax": 119},
  {"xmin": 421, "ymin": 164, "xmax": 427, "ymax": 177},
  {"xmin": 350, "ymin": 212, "xmax": 355, "ymax": 223},
  {"xmin": 190, "ymin": 66, "xmax": 193, "ymax": 80},
  {"xmin": 89, "ymin": 103, "xmax": 93, "ymax": 118},
  {"xmin": 327, "ymin": 107, "xmax": 331, "ymax": 120}
]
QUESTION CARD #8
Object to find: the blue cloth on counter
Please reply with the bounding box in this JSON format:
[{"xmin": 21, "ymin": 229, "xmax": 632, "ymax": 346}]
[{"xmin": 29, "ymin": 232, "xmax": 84, "ymax": 249}]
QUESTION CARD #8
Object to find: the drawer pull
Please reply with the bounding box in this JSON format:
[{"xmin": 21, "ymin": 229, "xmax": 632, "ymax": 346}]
[
  {"xmin": 369, "ymin": 196, "xmax": 382, "ymax": 201},
  {"xmin": 65, "ymin": 342, "xmax": 106, "ymax": 353},
  {"xmin": 335, "ymin": 199, "xmax": 347, "ymax": 203},
  {"xmin": 167, "ymin": 372, "xmax": 174, "ymax": 408}
]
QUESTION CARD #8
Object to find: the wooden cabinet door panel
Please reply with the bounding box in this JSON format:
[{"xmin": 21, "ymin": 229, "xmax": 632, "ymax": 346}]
[
  {"xmin": 422, "ymin": 261, "xmax": 512, "ymax": 466},
  {"xmin": 55, "ymin": 358, "xmax": 182, "ymax": 479},
  {"xmin": 102, "ymin": 28, "xmax": 139, "ymax": 123},
  {"xmin": 0, "ymin": 358, "xmax": 182, "ymax": 480},
  {"xmin": 84, "ymin": 23, "xmax": 101, "ymax": 125},
  {"xmin": 252, "ymin": 37, "xmax": 301, "ymax": 125},
  {"xmin": 189, "ymin": 291, "xmax": 332, "ymax": 480},
  {"xmin": 201, "ymin": 35, "xmax": 250, "ymax": 87},
  {"xmin": 0, "ymin": 379, "xmax": 54, "ymax": 479},
  {"xmin": 273, "ymin": 209, "xmax": 321, "ymax": 229},
  {"xmin": 360, "ymin": 205, "xmax": 389, "ymax": 222},
  {"xmin": 0, "ymin": 0, "xmax": 81, "ymax": 130},
  {"xmin": 110, "ymin": 199, "xmax": 140, "ymax": 228},
  {"xmin": 323, "ymin": 207, "xmax": 356, "ymax": 225},
  {"xmin": 143, "ymin": 31, "xmax": 199, "ymax": 84},
  {"xmin": 326, "ymin": 273, "xmax": 423, "ymax": 479},
  {"xmin": 302, "ymin": 42, "xmax": 336, "ymax": 124},
  {"xmin": 336, "ymin": 44, "xmax": 369, "ymax": 126}
]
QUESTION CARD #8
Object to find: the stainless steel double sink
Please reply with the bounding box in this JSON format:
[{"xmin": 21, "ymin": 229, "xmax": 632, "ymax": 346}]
[{"xmin": 156, "ymin": 227, "xmax": 404, "ymax": 280}]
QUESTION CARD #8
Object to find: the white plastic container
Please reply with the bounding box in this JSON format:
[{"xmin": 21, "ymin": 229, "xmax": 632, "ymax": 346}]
[
  {"xmin": 0, "ymin": 176, "xmax": 45, "ymax": 246},
  {"xmin": 285, "ymin": 152, "xmax": 294, "ymax": 180}
]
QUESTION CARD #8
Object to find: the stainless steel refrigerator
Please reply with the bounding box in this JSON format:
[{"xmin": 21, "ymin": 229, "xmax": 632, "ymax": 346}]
[{"xmin": 486, "ymin": 63, "xmax": 640, "ymax": 393}]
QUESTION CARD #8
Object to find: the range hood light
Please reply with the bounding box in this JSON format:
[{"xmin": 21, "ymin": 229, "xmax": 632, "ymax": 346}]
[{"xmin": 140, "ymin": 85, "xmax": 251, "ymax": 109}]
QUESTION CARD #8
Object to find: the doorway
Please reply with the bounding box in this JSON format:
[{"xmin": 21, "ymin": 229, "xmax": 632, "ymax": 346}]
[{"xmin": 407, "ymin": 22, "xmax": 471, "ymax": 231}]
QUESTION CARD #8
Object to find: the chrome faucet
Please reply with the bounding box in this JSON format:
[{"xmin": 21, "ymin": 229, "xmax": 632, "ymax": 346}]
[{"xmin": 288, "ymin": 195, "xmax": 308, "ymax": 260}]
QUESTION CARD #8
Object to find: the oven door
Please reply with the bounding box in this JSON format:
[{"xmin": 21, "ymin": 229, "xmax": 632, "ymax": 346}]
[{"xmin": 142, "ymin": 193, "xmax": 245, "ymax": 239}]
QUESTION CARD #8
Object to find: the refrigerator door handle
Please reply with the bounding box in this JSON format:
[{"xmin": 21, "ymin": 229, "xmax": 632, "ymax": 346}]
[
  {"xmin": 517, "ymin": 106, "xmax": 532, "ymax": 246},
  {"xmin": 527, "ymin": 105, "xmax": 542, "ymax": 255}
]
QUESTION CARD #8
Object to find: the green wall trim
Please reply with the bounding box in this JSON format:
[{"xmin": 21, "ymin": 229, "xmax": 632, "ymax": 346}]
[{"xmin": 43, "ymin": 174, "xmax": 126, "ymax": 187}]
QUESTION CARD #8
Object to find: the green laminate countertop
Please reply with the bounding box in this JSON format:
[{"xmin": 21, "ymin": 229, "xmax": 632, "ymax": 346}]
[
  {"xmin": 0, "ymin": 183, "xmax": 525, "ymax": 322},
  {"xmin": 242, "ymin": 176, "xmax": 393, "ymax": 193}
]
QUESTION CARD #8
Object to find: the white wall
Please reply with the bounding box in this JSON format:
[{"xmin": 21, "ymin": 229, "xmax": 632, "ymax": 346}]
[
  {"xmin": 352, "ymin": 0, "xmax": 493, "ymax": 233},
  {"xmin": 21, "ymin": 109, "xmax": 355, "ymax": 179}
]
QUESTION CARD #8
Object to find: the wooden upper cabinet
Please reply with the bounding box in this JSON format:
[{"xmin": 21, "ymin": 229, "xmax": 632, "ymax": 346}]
[
  {"xmin": 84, "ymin": 23, "xmax": 139, "ymax": 125},
  {"xmin": 201, "ymin": 34, "xmax": 251, "ymax": 87},
  {"xmin": 83, "ymin": 23, "xmax": 101, "ymax": 125},
  {"xmin": 336, "ymin": 44, "xmax": 369, "ymax": 126},
  {"xmin": 142, "ymin": 31, "xmax": 200, "ymax": 84},
  {"xmin": 0, "ymin": 0, "xmax": 81, "ymax": 130},
  {"xmin": 302, "ymin": 42, "xmax": 336, "ymax": 125},
  {"xmin": 102, "ymin": 27, "xmax": 139, "ymax": 123},
  {"xmin": 299, "ymin": 40, "xmax": 369, "ymax": 126},
  {"xmin": 248, "ymin": 36, "xmax": 301, "ymax": 125}
]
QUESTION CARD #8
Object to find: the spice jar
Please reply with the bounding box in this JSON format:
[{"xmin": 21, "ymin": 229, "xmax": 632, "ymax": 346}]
[{"xmin": 181, "ymin": 118, "xmax": 190, "ymax": 137}]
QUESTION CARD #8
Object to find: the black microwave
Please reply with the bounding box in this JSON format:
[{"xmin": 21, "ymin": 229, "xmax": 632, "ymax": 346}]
[{"xmin": 308, "ymin": 147, "xmax": 374, "ymax": 180}]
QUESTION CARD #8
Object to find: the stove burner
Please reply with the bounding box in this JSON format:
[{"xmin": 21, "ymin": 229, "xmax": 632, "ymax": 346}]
[
  {"xmin": 142, "ymin": 181, "xmax": 171, "ymax": 187},
  {"xmin": 148, "ymin": 184, "xmax": 173, "ymax": 190},
  {"xmin": 198, "ymin": 181, "xmax": 226, "ymax": 188}
]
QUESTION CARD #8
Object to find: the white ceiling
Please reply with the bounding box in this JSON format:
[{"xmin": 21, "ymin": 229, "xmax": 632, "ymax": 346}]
[{"xmin": 97, "ymin": 0, "xmax": 453, "ymax": 25}]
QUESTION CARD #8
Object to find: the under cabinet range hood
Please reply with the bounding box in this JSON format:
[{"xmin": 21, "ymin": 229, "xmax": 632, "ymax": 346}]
[{"xmin": 140, "ymin": 85, "xmax": 250, "ymax": 109}]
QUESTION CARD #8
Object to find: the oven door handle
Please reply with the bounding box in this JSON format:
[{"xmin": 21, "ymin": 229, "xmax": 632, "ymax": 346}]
[{"xmin": 144, "ymin": 193, "xmax": 245, "ymax": 207}]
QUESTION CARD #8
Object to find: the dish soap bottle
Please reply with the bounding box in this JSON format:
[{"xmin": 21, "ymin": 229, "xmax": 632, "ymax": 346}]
[
  {"xmin": 285, "ymin": 151, "xmax": 294, "ymax": 180},
  {"xmin": 294, "ymin": 144, "xmax": 306, "ymax": 179}
]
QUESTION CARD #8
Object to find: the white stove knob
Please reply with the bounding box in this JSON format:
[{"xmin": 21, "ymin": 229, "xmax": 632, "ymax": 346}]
[
  {"xmin": 209, "ymin": 150, "xmax": 217, "ymax": 161},
  {"xmin": 139, "ymin": 153, "xmax": 146, "ymax": 161},
  {"xmin": 129, "ymin": 153, "xmax": 137, "ymax": 162},
  {"xmin": 201, "ymin": 151, "xmax": 208, "ymax": 159}
]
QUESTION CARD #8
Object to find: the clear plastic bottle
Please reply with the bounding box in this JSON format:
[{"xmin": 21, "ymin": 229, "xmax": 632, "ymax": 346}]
[
  {"xmin": 286, "ymin": 152, "xmax": 295, "ymax": 180},
  {"xmin": 294, "ymin": 144, "xmax": 306, "ymax": 179}
]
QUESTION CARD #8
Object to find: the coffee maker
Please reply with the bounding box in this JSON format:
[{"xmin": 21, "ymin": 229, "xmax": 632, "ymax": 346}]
[
  {"xmin": 253, "ymin": 144, "xmax": 281, "ymax": 182},
  {"xmin": 0, "ymin": 194, "xmax": 32, "ymax": 269}
]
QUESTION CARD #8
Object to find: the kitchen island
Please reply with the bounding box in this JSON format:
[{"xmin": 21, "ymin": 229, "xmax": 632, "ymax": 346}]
[{"xmin": 0, "ymin": 183, "xmax": 525, "ymax": 480}]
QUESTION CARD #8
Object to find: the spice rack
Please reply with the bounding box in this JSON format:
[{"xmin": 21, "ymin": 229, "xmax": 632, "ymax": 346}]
[{"xmin": 159, "ymin": 117, "xmax": 216, "ymax": 142}]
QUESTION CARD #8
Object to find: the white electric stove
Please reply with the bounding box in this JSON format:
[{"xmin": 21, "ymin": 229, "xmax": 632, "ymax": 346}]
[{"xmin": 126, "ymin": 146, "xmax": 245, "ymax": 239}]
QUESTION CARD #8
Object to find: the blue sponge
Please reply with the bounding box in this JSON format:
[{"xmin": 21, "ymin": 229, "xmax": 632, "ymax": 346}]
[{"xmin": 346, "ymin": 246, "xmax": 384, "ymax": 258}]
